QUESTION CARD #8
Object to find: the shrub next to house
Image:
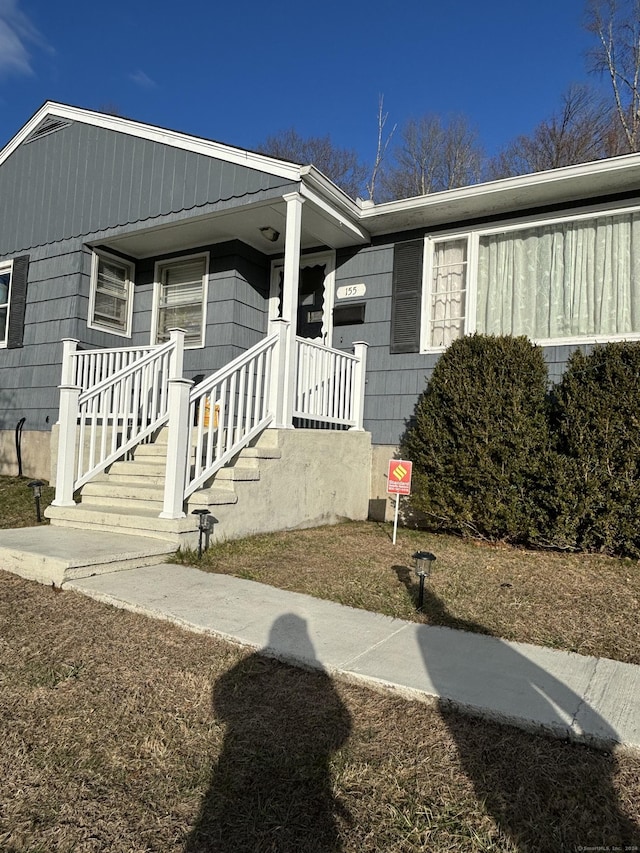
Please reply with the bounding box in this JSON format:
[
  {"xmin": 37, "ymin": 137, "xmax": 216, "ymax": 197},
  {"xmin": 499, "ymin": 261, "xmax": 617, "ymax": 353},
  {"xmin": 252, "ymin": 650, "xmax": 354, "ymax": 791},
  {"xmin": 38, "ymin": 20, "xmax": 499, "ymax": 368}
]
[
  {"xmin": 401, "ymin": 334, "xmax": 553, "ymax": 544},
  {"xmin": 552, "ymin": 343, "xmax": 640, "ymax": 558}
]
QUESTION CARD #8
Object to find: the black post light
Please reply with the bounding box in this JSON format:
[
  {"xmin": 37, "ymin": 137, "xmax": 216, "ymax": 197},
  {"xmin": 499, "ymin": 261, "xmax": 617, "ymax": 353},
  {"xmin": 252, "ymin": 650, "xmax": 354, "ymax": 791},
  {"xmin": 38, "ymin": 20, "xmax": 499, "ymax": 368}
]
[
  {"xmin": 191, "ymin": 509, "xmax": 212, "ymax": 558},
  {"xmin": 27, "ymin": 479, "xmax": 45, "ymax": 523},
  {"xmin": 413, "ymin": 551, "xmax": 436, "ymax": 610}
]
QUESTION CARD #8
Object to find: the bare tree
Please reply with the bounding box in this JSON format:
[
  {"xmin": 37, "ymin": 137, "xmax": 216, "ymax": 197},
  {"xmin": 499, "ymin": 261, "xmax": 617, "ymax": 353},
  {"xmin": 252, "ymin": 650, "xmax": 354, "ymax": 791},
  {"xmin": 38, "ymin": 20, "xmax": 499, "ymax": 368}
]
[
  {"xmin": 488, "ymin": 85, "xmax": 621, "ymax": 179},
  {"xmin": 365, "ymin": 95, "xmax": 396, "ymax": 201},
  {"xmin": 379, "ymin": 113, "xmax": 483, "ymax": 200},
  {"xmin": 586, "ymin": 0, "xmax": 640, "ymax": 151},
  {"xmin": 256, "ymin": 128, "xmax": 367, "ymax": 199}
]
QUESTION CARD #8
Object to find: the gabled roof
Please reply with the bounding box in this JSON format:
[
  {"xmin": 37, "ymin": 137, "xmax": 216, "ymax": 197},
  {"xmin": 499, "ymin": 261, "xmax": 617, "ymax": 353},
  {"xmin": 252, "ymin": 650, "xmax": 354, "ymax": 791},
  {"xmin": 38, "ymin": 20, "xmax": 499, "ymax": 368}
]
[
  {"xmin": 0, "ymin": 101, "xmax": 303, "ymax": 181},
  {"xmin": 4, "ymin": 102, "xmax": 640, "ymax": 243}
]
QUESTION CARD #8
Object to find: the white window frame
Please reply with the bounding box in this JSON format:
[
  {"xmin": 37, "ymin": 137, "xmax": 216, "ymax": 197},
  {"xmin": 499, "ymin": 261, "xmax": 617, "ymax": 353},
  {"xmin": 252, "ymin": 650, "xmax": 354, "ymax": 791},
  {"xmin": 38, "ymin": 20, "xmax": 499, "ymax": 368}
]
[
  {"xmin": 151, "ymin": 252, "xmax": 209, "ymax": 349},
  {"xmin": 87, "ymin": 250, "xmax": 134, "ymax": 338},
  {"xmin": 0, "ymin": 258, "xmax": 13, "ymax": 348},
  {"xmin": 421, "ymin": 202, "xmax": 640, "ymax": 353}
]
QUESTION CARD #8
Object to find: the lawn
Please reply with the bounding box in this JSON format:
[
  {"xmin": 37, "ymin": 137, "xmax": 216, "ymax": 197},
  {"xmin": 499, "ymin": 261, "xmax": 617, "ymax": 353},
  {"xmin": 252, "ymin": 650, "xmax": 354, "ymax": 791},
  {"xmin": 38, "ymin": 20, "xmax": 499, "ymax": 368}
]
[
  {"xmin": 0, "ymin": 475, "xmax": 54, "ymax": 529},
  {"xmin": 175, "ymin": 521, "xmax": 640, "ymax": 666},
  {"xmin": 1, "ymin": 569, "xmax": 639, "ymax": 852}
]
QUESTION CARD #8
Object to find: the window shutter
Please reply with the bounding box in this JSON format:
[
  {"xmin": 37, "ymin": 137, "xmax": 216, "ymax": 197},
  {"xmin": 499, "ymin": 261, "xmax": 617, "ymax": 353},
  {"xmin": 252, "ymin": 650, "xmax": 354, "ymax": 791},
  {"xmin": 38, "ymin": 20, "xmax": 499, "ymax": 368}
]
[
  {"xmin": 390, "ymin": 240, "xmax": 423, "ymax": 354},
  {"xmin": 7, "ymin": 255, "xmax": 30, "ymax": 349}
]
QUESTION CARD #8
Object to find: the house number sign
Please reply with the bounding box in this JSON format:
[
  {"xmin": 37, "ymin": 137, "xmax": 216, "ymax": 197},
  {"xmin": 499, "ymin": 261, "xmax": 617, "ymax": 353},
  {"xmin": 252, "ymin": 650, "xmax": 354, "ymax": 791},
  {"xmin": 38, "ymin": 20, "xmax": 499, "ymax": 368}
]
[{"xmin": 336, "ymin": 283, "xmax": 366, "ymax": 300}]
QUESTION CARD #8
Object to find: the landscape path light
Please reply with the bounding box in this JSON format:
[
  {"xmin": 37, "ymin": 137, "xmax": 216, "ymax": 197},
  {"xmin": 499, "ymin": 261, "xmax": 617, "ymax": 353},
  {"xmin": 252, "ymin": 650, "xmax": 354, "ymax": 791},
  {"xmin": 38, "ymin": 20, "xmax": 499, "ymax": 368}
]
[
  {"xmin": 27, "ymin": 479, "xmax": 45, "ymax": 523},
  {"xmin": 191, "ymin": 509, "xmax": 212, "ymax": 558},
  {"xmin": 413, "ymin": 551, "xmax": 436, "ymax": 610}
]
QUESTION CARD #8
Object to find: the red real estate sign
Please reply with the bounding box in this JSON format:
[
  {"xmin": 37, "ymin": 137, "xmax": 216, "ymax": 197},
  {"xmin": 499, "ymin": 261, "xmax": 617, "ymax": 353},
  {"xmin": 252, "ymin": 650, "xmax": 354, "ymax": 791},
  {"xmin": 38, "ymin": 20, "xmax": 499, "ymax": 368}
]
[{"xmin": 387, "ymin": 460, "xmax": 413, "ymax": 495}]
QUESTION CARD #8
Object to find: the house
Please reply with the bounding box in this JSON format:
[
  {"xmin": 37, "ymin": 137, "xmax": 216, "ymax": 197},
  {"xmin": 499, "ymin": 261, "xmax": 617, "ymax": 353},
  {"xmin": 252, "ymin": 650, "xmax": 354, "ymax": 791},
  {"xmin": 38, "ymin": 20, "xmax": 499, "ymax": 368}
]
[{"xmin": 2, "ymin": 102, "xmax": 640, "ymax": 542}]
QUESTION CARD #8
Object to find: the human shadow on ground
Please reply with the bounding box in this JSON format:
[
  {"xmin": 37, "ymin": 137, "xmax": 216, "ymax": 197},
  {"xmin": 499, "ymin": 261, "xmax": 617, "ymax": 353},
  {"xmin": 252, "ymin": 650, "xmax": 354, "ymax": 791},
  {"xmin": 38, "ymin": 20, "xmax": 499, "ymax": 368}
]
[
  {"xmin": 407, "ymin": 580, "xmax": 640, "ymax": 850},
  {"xmin": 185, "ymin": 614, "xmax": 352, "ymax": 853}
]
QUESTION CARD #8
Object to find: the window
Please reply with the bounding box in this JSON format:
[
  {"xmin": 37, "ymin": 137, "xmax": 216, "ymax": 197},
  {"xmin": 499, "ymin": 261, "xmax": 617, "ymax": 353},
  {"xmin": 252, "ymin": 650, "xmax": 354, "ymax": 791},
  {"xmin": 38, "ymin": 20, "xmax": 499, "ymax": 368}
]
[
  {"xmin": 428, "ymin": 238, "xmax": 468, "ymax": 348},
  {"xmin": 154, "ymin": 255, "xmax": 208, "ymax": 347},
  {"xmin": 0, "ymin": 260, "xmax": 11, "ymax": 347},
  {"xmin": 421, "ymin": 206, "xmax": 640, "ymax": 351},
  {"xmin": 88, "ymin": 251, "xmax": 134, "ymax": 336}
]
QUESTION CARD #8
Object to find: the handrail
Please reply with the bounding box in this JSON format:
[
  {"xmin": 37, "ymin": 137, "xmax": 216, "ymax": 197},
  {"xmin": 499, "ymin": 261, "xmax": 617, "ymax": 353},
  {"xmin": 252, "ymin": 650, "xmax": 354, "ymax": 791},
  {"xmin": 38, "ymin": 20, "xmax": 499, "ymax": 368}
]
[
  {"xmin": 77, "ymin": 339, "xmax": 174, "ymax": 404},
  {"xmin": 72, "ymin": 345, "xmax": 157, "ymax": 391},
  {"xmin": 74, "ymin": 338, "xmax": 176, "ymax": 488},
  {"xmin": 184, "ymin": 334, "xmax": 279, "ymax": 498}
]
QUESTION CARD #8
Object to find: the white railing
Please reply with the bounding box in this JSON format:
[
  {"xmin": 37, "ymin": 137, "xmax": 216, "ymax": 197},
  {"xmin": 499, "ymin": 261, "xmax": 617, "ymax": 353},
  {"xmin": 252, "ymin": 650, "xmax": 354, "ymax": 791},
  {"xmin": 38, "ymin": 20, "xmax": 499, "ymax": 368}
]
[
  {"xmin": 53, "ymin": 334, "xmax": 179, "ymax": 505},
  {"xmin": 53, "ymin": 325, "xmax": 367, "ymax": 517},
  {"xmin": 70, "ymin": 345, "xmax": 157, "ymax": 390},
  {"xmin": 294, "ymin": 337, "xmax": 367, "ymax": 429},
  {"xmin": 184, "ymin": 333, "xmax": 279, "ymax": 498}
]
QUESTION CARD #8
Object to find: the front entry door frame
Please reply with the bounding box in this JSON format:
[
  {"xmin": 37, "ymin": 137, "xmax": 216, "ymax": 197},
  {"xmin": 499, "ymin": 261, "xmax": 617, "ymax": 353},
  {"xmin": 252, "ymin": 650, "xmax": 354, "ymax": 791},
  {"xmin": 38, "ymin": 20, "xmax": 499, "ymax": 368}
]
[{"xmin": 269, "ymin": 250, "xmax": 336, "ymax": 345}]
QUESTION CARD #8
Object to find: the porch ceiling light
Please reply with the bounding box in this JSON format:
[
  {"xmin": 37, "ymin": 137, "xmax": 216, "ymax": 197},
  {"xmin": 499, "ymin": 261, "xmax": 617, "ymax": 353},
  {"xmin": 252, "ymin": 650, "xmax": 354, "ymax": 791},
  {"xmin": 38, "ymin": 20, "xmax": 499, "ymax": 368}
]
[{"xmin": 259, "ymin": 226, "xmax": 280, "ymax": 243}]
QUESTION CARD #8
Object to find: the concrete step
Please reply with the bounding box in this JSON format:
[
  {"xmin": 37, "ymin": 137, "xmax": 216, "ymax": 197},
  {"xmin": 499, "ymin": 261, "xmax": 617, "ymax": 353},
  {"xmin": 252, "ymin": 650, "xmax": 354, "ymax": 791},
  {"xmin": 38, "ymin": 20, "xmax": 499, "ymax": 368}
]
[
  {"xmin": 252, "ymin": 429, "xmax": 281, "ymax": 450},
  {"xmin": 213, "ymin": 465, "xmax": 260, "ymax": 483},
  {"xmin": 98, "ymin": 470, "xmax": 167, "ymax": 487},
  {"xmin": 46, "ymin": 503, "xmax": 199, "ymax": 547},
  {"xmin": 239, "ymin": 446, "xmax": 282, "ymax": 460},
  {"xmin": 187, "ymin": 488, "xmax": 239, "ymax": 509},
  {"xmin": 108, "ymin": 458, "xmax": 167, "ymax": 477},
  {"xmin": 81, "ymin": 481, "xmax": 165, "ymax": 510},
  {"xmin": 0, "ymin": 526, "xmax": 177, "ymax": 586}
]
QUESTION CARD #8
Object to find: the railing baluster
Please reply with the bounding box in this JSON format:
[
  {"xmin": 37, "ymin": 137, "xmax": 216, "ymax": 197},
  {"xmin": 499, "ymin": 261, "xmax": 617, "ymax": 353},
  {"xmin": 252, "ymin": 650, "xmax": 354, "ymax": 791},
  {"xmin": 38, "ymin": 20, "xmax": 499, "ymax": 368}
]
[{"xmin": 236, "ymin": 365, "xmax": 246, "ymax": 444}]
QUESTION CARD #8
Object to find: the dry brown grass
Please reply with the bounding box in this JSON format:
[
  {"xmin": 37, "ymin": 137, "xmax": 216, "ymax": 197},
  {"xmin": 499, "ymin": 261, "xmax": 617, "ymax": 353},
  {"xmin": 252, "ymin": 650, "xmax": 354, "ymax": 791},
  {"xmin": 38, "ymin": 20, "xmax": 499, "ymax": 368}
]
[
  {"xmin": 176, "ymin": 521, "xmax": 640, "ymax": 665},
  {"xmin": 1, "ymin": 570, "xmax": 639, "ymax": 852},
  {"xmin": 0, "ymin": 475, "xmax": 54, "ymax": 529}
]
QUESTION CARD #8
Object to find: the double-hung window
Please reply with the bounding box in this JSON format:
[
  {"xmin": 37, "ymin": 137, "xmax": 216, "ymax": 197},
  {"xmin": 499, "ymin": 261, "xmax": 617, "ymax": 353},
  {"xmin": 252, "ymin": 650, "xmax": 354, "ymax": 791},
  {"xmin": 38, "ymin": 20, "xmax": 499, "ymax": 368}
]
[
  {"xmin": 88, "ymin": 251, "xmax": 134, "ymax": 337},
  {"xmin": 0, "ymin": 260, "xmax": 12, "ymax": 347},
  {"xmin": 154, "ymin": 254, "xmax": 208, "ymax": 348}
]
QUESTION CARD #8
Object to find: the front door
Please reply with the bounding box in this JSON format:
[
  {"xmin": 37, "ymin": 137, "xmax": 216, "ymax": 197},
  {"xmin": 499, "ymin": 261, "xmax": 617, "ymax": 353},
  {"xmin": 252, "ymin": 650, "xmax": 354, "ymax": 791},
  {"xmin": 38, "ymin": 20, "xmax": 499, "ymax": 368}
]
[{"xmin": 270, "ymin": 251, "xmax": 335, "ymax": 344}]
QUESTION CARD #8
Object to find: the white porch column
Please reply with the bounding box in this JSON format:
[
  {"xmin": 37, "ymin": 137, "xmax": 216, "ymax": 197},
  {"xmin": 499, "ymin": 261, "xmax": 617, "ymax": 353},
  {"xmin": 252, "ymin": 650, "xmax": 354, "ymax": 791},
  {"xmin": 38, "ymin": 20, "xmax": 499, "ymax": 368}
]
[
  {"xmin": 268, "ymin": 319, "xmax": 290, "ymax": 427},
  {"xmin": 52, "ymin": 339, "xmax": 80, "ymax": 507},
  {"xmin": 350, "ymin": 341, "xmax": 369, "ymax": 431},
  {"xmin": 276, "ymin": 191, "xmax": 305, "ymax": 428},
  {"xmin": 160, "ymin": 329, "xmax": 191, "ymax": 519}
]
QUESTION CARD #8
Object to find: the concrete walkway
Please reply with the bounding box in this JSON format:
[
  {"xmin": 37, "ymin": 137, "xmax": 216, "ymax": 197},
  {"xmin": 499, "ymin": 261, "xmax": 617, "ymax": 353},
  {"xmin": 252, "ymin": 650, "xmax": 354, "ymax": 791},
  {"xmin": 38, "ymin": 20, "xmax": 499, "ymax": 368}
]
[{"xmin": 67, "ymin": 562, "xmax": 640, "ymax": 754}]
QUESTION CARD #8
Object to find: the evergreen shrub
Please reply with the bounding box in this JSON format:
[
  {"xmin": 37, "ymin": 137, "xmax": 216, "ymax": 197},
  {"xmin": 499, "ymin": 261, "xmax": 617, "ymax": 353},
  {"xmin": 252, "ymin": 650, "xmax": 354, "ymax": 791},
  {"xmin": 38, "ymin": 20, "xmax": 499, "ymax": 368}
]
[
  {"xmin": 552, "ymin": 343, "xmax": 640, "ymax": 557},
  {"xmin": 401, "ymin": 334, "xmax": 553, "ymax": 544}
]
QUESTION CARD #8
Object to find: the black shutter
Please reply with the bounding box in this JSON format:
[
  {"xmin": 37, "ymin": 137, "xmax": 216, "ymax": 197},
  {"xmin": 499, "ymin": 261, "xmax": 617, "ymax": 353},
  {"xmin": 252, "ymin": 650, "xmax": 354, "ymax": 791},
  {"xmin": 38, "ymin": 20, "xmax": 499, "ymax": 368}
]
[
  {"xmin": 390, "ymin": 240, "xmax": 423, "ymax": 354},
  {"xmin": 7, "ymin": 255, "xmax": 30, "ymax": 349}
]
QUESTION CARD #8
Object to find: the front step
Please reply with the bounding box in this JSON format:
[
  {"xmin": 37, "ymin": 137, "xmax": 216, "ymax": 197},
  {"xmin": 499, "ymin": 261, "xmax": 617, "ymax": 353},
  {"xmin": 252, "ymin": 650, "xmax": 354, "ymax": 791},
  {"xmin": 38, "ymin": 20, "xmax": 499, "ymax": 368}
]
[
  {"xmin": 0, "ymin": 526, "xmax": 176, "ymax": 586},
  {"xmin": 47, "ymin": 428, "xmax": 283, "ymax": 543},
  {"xmin": 45, "ymin": 503, "xmax": 200, "ymax": 547}
]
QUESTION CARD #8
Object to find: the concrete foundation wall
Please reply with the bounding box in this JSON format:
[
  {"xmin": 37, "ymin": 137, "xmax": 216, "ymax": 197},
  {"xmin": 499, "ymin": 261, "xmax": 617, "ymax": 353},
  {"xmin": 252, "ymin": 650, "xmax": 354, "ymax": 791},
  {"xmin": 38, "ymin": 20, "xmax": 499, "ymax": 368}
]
[
  {"xmin": 209, "ymin": 429, "xmax": 371, "ymax": 541},
  {"xmin": 0, "ymin": 429, "xmax": 52, "ymax": 479},
  {"xmin": 369, "ymin": 444, "xmax": 399, "ymax": 522}
]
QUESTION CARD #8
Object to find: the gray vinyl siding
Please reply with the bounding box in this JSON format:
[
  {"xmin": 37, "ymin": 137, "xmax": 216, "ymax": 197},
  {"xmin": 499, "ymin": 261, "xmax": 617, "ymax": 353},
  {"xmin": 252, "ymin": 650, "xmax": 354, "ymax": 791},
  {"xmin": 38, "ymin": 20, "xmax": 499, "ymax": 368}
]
[
  {"xmin": 333, "ymin": 243, "xmax": 588, "ymax": 447},
  {"xmin": 0, "ymin": 239, "xmax": 86, "ymax": 431},
  {"xmin": 0, "ymin": 120, "xmax": 291, "ymax": 254},
  {"xmin": 132, "ymin": 241, "xmax": 270, "ymax": 381},
  {"xmin": 0, "ymin": 118, "xmax": 288, "ymax": 434},
  {"xmin": 0, "ymin": 235, "xmax": 271, "ymax": 432}
]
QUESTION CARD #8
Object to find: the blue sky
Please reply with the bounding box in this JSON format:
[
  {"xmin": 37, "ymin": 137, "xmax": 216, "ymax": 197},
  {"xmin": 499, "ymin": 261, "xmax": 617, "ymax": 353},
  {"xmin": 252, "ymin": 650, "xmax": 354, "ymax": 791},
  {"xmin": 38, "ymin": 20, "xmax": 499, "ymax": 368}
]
[{"xmin": 0, "ymin": 0, "xmax": 603, "ymax": 166}]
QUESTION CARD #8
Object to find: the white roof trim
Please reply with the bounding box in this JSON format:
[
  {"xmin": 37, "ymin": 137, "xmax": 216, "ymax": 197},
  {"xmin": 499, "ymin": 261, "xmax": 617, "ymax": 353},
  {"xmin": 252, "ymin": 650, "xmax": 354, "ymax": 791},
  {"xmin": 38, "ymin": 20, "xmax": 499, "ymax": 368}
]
[
  {"xmin": 359, "ymin": 151, "xmax": 640, "ymax": 220},
  {"xmin": 0, "ymin": 102, "xmax": 304, "ymax": 181},
  {"xmin": 300, "ymin": 183, "xmax": 369, "ymax": 242}
]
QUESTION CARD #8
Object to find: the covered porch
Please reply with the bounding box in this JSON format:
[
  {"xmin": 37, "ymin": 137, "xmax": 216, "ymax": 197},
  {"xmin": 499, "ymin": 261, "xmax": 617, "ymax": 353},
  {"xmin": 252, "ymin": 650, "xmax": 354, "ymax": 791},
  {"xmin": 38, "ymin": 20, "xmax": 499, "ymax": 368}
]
[{"xmin": 47, "ymin": 180, "xmax": 372, "ymax": 538}]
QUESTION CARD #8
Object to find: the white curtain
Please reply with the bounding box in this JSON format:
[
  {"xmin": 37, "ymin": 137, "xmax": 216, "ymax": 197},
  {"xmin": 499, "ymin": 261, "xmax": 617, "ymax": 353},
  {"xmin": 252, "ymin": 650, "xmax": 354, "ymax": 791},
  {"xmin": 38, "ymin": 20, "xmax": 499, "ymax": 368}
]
[
  {"xmin": 430, "ymin": 239, "xmax": 467, "ymax": 347},
  {"xmin": 476, "ymin": 212, "xmax": 640, "ymax": 339}
]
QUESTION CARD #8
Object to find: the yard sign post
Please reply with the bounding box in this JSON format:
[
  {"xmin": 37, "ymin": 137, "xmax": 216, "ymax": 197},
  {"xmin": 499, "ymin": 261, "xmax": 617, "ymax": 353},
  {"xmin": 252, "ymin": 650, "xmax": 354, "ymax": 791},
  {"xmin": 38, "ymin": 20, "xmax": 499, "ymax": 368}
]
[{"xmin": 387, "ymin": 460, "xmax": 412, "ymax": 545}]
